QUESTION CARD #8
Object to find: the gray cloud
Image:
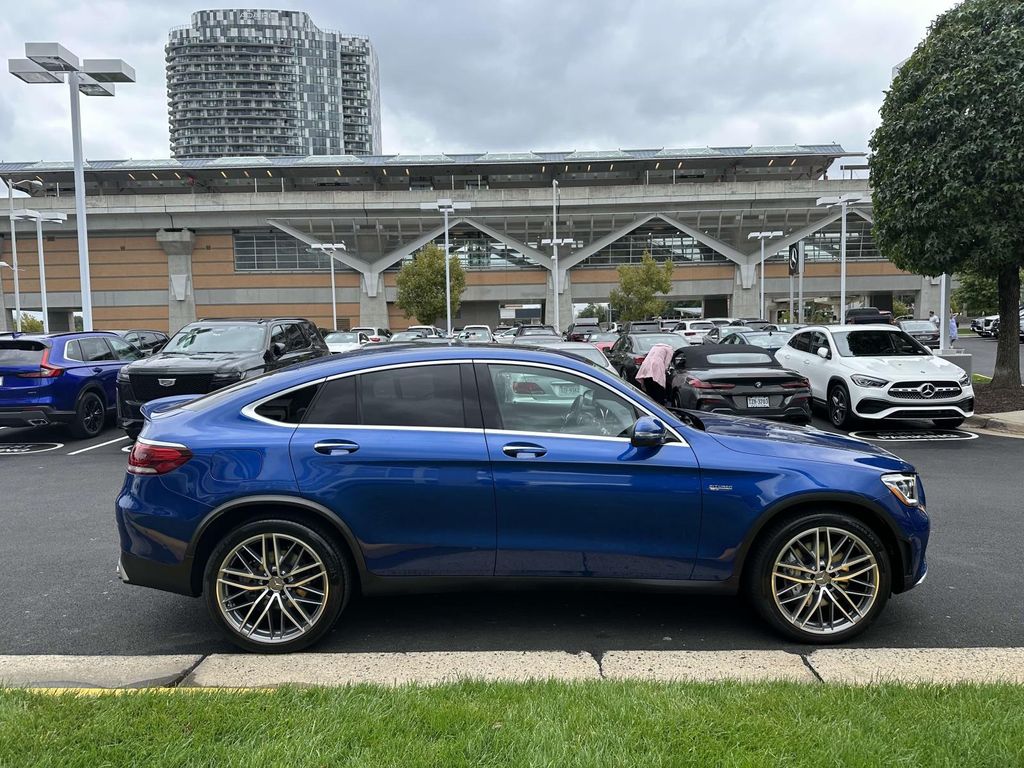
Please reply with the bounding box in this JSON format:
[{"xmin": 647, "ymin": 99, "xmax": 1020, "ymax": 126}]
[{"xmin": 0, "ymin": 0, "xmax": 956, "ymax": 161}]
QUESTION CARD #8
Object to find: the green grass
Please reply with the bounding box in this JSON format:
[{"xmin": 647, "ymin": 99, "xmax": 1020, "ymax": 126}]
[
  {"xmin": 974, "ymin": 373, "xmax": 993, "ymax": 384},
  {"xmin": 2, "ymin": 681, "xmax": 1024, "ymax": 767}
]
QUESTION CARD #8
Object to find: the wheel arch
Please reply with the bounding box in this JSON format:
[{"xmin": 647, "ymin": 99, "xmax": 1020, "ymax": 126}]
[
  {"xmin": 76, "ymin": 382, "xmax": 108, "ymax": 408},
  {"xmin": 186, "ymin": 495, "xmax": 367, "ymax": 596},
  {"xmin": 733, "ymin": 492, "xmax": 909, "ymax": 594}
]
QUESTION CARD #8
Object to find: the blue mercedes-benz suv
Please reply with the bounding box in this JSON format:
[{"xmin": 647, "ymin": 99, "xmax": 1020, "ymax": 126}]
[
  {"xmin": 1, "ymin": 331, "xmax": 145, "ymax": 438},
  {"xmin": 116, "ymin": 344, "xmax": 929, "ymax": 652}
]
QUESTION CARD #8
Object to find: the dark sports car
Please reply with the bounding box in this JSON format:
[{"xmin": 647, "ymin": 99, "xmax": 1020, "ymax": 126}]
[{"xmin": 667, "ymin": 344, "xmax": 811, "ymax": 423}]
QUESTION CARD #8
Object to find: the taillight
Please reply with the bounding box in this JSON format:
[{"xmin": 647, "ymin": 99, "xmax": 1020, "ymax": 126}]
[
  {"xmin": 782, "ymin": 378, "xmax": 810, "ymax": 389},
  {"xmin": 633, "ymin": 355, "xmax": 647, "ymax": 365},
  {"xmin": 684, "ymin": 332, "xmax": 697, "ymax": 336},
  {"xmin": 16, "ymin": 346, "xmax": 64, "ymax": 378},
  {"xmin": 127, "ymin": 440, "xmax": 193, "ymax": 475},
  {"xmin": 513, "ymin": 381, "xmax": 545, "ymax": 395},
  {"xmin": 369, "ymin": 336, "xmax": 381, "ymax": 342},
  {"xmin": 686, "ymin": 377, "xmax": 734, "ymax": 390}
]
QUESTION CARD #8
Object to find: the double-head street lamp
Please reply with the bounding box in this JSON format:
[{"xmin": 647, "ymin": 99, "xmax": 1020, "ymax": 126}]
[
  {"xmin": 420, "ymin": 198, "xmax": 471, "ymax": 335},
  {"xmin": 816, "ymin": 193, "xmax": 868, "ymax": 320},
  {"xmin": 747, "ymin": 231, "xmax": 783, "ymax": 319},
  {"xmin": 5, "ymin": 178, "xmax": 41, "ymax": 331},
  {"xmin": 310, "ymin": 242, "xmax": 348, "ymax": 331},
  {"xmin": 9, "ymin": 42, "xmax": 136, "ymax": 332},
  {"xmin": 12, "ymin": 210, "xmax": 68, "ymax": 333}
]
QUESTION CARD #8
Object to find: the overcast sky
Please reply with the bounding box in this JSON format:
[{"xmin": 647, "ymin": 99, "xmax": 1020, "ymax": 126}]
[{"xmin": 0, "ymin": 0, "xmax": 959, "ymax": 163}]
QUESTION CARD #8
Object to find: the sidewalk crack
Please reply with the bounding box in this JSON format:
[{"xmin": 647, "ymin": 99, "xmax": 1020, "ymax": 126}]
[
  {"xmin": 168, "ymin": 654, "xmax": 207, "ymax": 688},
  {"xmin": 800, "ymin": 653, "xmax": 823, "ymax": 683}
]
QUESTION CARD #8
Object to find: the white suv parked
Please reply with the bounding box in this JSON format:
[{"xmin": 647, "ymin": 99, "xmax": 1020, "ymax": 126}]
[{"xmin": 776, "ymin": 325, "xmax": 973, "ymax": 429}]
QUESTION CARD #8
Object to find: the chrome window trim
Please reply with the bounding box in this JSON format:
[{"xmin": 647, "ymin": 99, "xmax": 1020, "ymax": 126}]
[{"xmin": 241, "ymin": 377, "xmax": 328, "ymax": 427}]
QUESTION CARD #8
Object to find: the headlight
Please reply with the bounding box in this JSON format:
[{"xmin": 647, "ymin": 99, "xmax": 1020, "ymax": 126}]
[
  {"xmin": 212, "ymin": 370, "xmax": 243, "ymax": 384},
  {"xmin": 958, "ymin": 372, "xmax": 970, "ymax": 386},
  {"xmin": 117, "ymin": 369, "xmax": 130, "ymax": 383},
  {"xmin": 882, "ymin": 473, "xmax": 920, "ymax": 506},
  {"xmin": 851, "ymin": 374, "xmax": 888, "ymax": 388}
]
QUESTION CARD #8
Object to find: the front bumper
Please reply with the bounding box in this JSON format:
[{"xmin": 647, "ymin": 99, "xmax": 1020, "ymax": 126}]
[
  {"xmin": 117, "ymin": 393, "xmax": 145, "ymax": 431},
  {"xmin": 0, "ymin": 405, "xmax": 74, "ymax": 428},
  {"xmin": 852, "ymin": 395, "xmax": 974, "ymax": 421}
]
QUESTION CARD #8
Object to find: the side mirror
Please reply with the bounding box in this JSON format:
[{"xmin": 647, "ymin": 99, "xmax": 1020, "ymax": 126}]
[
  {"xmin": 816, "ymin": 347, "xmax": 830, "ymax": 360},
  {"xmin": 630, "ymin": 416, "xmax": 667, "ymax": 448}
]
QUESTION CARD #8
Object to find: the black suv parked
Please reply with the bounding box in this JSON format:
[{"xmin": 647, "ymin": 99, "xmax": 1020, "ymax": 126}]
[{"xmin": 117, "ymin": 318, "xmax": 328, "ymax": 439}]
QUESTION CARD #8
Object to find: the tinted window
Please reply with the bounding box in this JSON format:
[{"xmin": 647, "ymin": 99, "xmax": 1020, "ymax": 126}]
[
  {"xmin": 64, "ymin": 340, "xmax": 83, "ymax": 362},
  {"xmin": 488, "ymin": 364, "xmax": 637, "ymax": 438},
  {"xmin": 633, "ymin": 334, "xmax": 687, "ymax": 352},
  {"xmin": 79, "ymin": 337, "xmax": 115, "ymax": 362},
  {"xmin": 255, "ymin": 384, "xmax": 320, "ymax": 424},
  {"xmin": 0, "ymin": 340, "xmax": 46, "ymax": 365},
  {"xmin": 166, "ymin": 324, "xmax": 266, "ymax": 354},
  {"xmin": 324, "ymin": 332, "xmax": 360, "ymax": 343},
  {"xmin": 107, "ymin": 337, "xmax": 145, "ymax": 361},
  {"xmin": 304, "ymin": 376, "xmax": 357, "ymax": 424},
  {"xmin": 809, "ymin": 332, "xmax": 831, "ymax": 354},
  {"xmin": 788, "ymin": 333, "xmax": 811, "ymax": 352},
  {"xmin": 270, "ymin": 324, "xmax": 287, "ymax": 349},
  {"xmin": 833, "ymin": 330, "xmax": 929, "ymax": 357},
  {"xmin": 283, "ymin": 323, "xmax": 309, "ymax": 353},
  {"xmin": 358, "ymin": 364, "xmax": 465, "ymax": 428}
]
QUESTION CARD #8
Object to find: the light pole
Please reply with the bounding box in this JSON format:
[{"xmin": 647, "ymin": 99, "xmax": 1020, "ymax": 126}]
[
  {"xmin": 310, "ymin": 242, "xmax": 348, "ymax": 331},
  {"xmin": 747, "ymin": 231, "xmax": 783, "ymax": 319},
  {"xmin": 14, "ymin": 210, "xmax": 67, "ymax": 333},
  {"xmin": 420, "ymin": 198, "xmax": 470, "ymax": 335},
  {"xmin": 6, "ymin": 178, "xmax": 42, "ymax": 331},
  {"xmin": 541, "ymin": 236, "xmax": 574, "ymax": 332},
  {"xmin": 816, "ymin": 193, "xmax": 868, "ymax": 322},
  {"xmin": 9, "ymin": 43, "xmax": 136, "ymax": 331}
]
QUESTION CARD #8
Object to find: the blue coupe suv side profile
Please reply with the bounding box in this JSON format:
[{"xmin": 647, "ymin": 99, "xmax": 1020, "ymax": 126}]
[
  {"xmin": 116, "ymin": 345, "xmax": 929, "ymax": 652},
  {"xmin": 0, "ymin": 331, "xmax": 145, "ymax": 438}
]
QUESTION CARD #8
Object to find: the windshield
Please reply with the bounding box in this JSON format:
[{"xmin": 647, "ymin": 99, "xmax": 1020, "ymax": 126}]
[
  {"xmin": 520, "ymin": 326, "xmax": 556, "ymax": 336},
  {"xmin": 901, "ymin": 321, "xmax": 936, "ymax": 332},
  {"xmin": 688, "ymin": 322, "xmax": 714, "ymax": 330},
  {"xmin": 634, "ymin": 334, "xmax": 688, "ymax": 352},
  {"xmin": 833, "ymin": 329, "xmax": 929, "ymax": 357},
  {"xmin": 743, "ymin": 332, "xmax": 791, "ymax": 348},
  {"xmin": 586, "ymin": 332, "xmax": 619, "ymax": 342},
  {"xmin": 164, "ymin": 324, "xmax": 266, "ymax": 354},
  {"xmin": 391, "ymin": 331, "xmax": 425, "ymax": 341},
  {"xmin": 325, "ymin": 332, "xmax": 359, "ymax": 343},
  {"xmin": 460, "ymin": 329, "xmax": 492, "ymax": 340}
]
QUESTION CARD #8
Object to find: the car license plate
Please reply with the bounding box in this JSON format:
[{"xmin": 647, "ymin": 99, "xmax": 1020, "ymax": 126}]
[
  {"xmin": 554, "ymin": 384, "xmax": 581, "ymax": 397},
  {"xmin": 747, "ymin": 396, "xmax": 770, "ymax": 408}
]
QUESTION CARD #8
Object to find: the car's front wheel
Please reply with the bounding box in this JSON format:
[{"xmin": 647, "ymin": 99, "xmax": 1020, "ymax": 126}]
[
  {"xmin": 827, "ymin": 382, "xmax": 855, "ymax": 430},
  {"xmin": 204, "ymin": 518, "xmax": 351, "ymax": 653},
  {"xmin": 747, "ymin": 512, "xmax": 891, "ymax": 643}
]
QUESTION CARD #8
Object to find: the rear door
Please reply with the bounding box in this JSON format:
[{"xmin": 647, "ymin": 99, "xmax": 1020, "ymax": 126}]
[
  {"xmin": 480, "ymin": 362, "xmax": 702, "ymax": 580},
  {"xmin": 78, "ymin": 337, "xmax": 121, "ymax": 406},
  {"xmin": 289, "ymin": 361, "xmax": 495, "ymax": 576}
]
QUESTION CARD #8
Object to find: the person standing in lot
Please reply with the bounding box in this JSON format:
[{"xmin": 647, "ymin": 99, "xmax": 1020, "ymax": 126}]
[
  {"xmin": 929, "ymin": 310, "xmax": 940, "ymax": 328},
  {"xmin": 635, "ymin": 343, "xmax": 675, "ymax": 405},
  {"xmin": 949, "ymin": 313, "xmax": 958, "ymax": 345}
]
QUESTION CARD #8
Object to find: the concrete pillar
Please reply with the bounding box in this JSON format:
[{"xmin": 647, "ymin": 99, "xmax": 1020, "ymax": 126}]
[
  {"xmin": 157, "ymin": 228, "xmax": 197, "ymax": 334},
  {"xmin": 730, "ymin": 263, "xmax": 759, "ymax": 317},
  {"xmin": 46, "ymin": 309, "xmax": 73, "ymax": 332},
  {"xmin": 545, "ymin": 269, "xmax": 573, "ymax": 329},
  {"xmin": 917, "ymin": 276, "xmax": 943, "ymax": 319},
  {"xmin": 359, "ymin": 273, "xmax": 390, "ymax": 328}
]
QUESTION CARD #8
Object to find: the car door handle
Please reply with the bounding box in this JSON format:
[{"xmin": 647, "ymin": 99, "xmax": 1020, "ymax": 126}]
[
  {"xmin": 92, "ymin": 367, "xmax": 103, "ymax": 373},
  {"xmin": 313, "ymin": 440, "xmax": 360, "ymax": 456},
  {"xmin": 502, "ymin": 443, "xmax": 547, "ymax": 458}
]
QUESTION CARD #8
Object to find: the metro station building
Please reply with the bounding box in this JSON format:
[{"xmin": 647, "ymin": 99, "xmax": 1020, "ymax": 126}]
[{"xmin": 0, "ymin": 146, "xmax": 944, "ymax": 333}]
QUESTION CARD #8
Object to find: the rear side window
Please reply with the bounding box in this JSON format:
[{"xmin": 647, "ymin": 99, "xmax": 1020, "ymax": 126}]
[
  {"xmin": 359, "ymin": 364, "xmax": 464, "ymax": 428},
  {"xmin": 304, "ymin": 376, "xmax": 357, "ymax": 425},
  {"xmin": 64, "ymin": 340, "xmax": 83, "ymax": 361},
  {"xmin": 255, "ymin": 384, "xmax": 321, "ymax": 424},
  {"xmin": 79, "ymin": 338, "xmax": 116, "ymax": 362},
  {"xmin": 0, "ymin": 340, "xmax": 46, "ymax": 365},
  {"xmin": 788, "ymin": 333, "xmax": 810, "ymax": 352}
]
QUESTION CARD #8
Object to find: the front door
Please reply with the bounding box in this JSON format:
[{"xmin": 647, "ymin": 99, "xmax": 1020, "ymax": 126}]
[
  {"xmin": 289, "ymin": 361, "xmax": 495, "ymax": 576},
  {"xmin": 479, "ymin": 362, "xmax": 702, "ymax": 580}
]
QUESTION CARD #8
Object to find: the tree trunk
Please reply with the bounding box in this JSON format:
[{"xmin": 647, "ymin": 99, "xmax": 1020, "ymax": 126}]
[{"xmin": 991, "ymin": 264, "xmax": 1022, "ymax": 389}]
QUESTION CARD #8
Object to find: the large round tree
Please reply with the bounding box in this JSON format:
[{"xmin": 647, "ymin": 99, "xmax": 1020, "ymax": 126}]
[{"xmin": 870, "ymin": 0, "xmax": 1023, "ymax": 388}]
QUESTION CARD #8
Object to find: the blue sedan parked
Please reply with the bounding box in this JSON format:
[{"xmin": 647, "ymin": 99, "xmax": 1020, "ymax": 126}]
[
  {"xmin": 0, "ymin": 331, "xmax": 145, "ymax": 438},
  {"xmin": 116, "ymin": 344, "xmax": 929, "ymax": 652}
]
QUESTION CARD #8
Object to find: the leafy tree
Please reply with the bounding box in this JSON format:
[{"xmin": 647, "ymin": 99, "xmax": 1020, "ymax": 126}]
[
  {"xmin": 869, "ymin": 0, "xmax": 1023, "ymax": 387},
  {"xmin": 395, "ymin": 243, "xmax": 466, "ymax": 326},
  {"xmin": 953, "ymin": 268, "xmax": 1024, "ymax": 316},
  {"xmin": 15, "ymin": 314, "xmax": 43, "ymax": 332},
  {"xmin": 608, "ymin": 253, "xmax": 673, "ymax": 322},
  {"xmin": 577, "ymin": 302, "xmax": 609, "ymax": 324}
]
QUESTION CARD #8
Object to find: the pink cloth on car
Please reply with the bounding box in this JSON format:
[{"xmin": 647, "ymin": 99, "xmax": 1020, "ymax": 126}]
[{"xmin": 634, "ymin": 343, "xmax": 675, "ymax": 388}]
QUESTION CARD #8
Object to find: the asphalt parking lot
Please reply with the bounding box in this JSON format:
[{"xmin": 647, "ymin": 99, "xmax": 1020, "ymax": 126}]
[
  {"xmin": 2, "ymin": 409, "xmax": 1021, "ymax": 657},
  {"xmin": 957, "ymin": 335, "xmax": 1024, "ymax": 378}
]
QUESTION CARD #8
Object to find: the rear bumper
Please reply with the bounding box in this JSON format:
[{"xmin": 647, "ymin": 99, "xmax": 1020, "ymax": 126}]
[
  {"xmin": 118, "ymin": 550, "xmax": 196, "ymax": 597},
  {"xmin": 0, "ymin": 405, "xmax": 74, "ymax": 428},
  {"xmin": 696, "ymin": 401, "xmax": 811, "ymax": 422}
]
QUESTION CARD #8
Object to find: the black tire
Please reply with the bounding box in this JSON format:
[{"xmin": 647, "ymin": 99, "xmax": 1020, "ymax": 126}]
[
  {"xmin": 203, "ymin": 517, "xmax": 351, "ymax": 653},
  {"xmin": 933, "ymin": 417, "xmax": 965, "ymax": 429},
  {"xmin": 124, "ymin": 425, "xmax": 141, "ymax": 441},
  {"xmin": 69, "ymin": 391, "xmax": 106, "ymax": 439},
  {"xmin": 746, "ymin": 512, "xmax": 891, "ymax": 644},
  {"xmin": 827, "ymin": 381, "xmax": 855, "ymax": 430}
]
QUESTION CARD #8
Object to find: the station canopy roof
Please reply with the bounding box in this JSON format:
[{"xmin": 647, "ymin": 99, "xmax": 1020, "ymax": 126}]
[{"xmin": 0, "ymin": 144, "xmax": 859, "ymax": 196}]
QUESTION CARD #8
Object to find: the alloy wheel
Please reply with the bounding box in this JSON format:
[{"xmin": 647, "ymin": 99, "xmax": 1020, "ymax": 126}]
[
  {"xmin": 770, "ymin": 526, "xmax": 879, "ymax": 636},
  {"xmin": 82, "ymin": 397, "xmax": 104, "ymax": 435},
  {"xmin": 215, "ymin": 532, "xmax": 329, "ymax": 645},
  {"xmin": 829, "ymin": 387, "xmax": 848, "ymax": 426}
]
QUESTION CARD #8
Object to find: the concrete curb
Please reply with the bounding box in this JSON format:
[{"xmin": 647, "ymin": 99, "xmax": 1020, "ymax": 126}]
[
  {"xmin": 966, "ymin": 413, "xmax": 1024, "ymax": 436},
  {"xmin": 4, "ymin": 649, "xmax": 1024, "ymax": 690}
]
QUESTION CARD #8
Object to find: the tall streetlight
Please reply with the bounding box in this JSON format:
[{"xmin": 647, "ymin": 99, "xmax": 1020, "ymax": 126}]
[
  {"xmin": 310, "ymin": 242, "xmax": 348, "ymax": 331},
  {"xmin": 14, "ymin": 210, "xmax": 68, "ymax": 333},
  {"xmin": 420, "ymin": 198, "xmax": 470, "ymax": 335},
  {"xmin": 816, "ymin": 193, "xmax": 868, "ymax": 321},
  {"xmin": 6, "ymin": 178, "xmax": 42, "ymax": 331},
  {"xmin": 9, "ymin": 43, "xmax": 136, "ymax": 331},
  {"xmin": 747, "ymin": 231, "xmax": 783, "ymax": 319},
  {"xmin": 547, "ymin": 180, "xmax": 565, "ymax": 332}
]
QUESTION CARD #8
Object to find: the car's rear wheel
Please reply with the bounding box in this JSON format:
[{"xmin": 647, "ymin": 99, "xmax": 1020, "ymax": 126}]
[
  {"xmin": 69, "ymin": 391, "xmax": 106, "ymax": 439},
  {"xmin": 747, "ymin": 512, "xmax": 891, "ymax": 643},
  {"xmin": 827, "ymin": 382, "xmax": 855, "ymax": 430},
  {"xmin": 933, "ymin": 417, "xmax": 965, "ymax": 429},
  {"xmin": 204, "ymin": 518, "xmax": 350, "ymax": 653}
]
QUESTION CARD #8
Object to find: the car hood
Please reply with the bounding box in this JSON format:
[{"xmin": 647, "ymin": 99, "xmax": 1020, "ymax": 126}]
[
  {"xmin": 839, "ymin": 354, "xmax": 965, "ymax": 379},
  {"xmin": 691, "ymin": 411, "xmax": 912, "ymax": 472},
  {"xmin": 125, "ymin": 351, "xmax": 266, "ymax": 375}
]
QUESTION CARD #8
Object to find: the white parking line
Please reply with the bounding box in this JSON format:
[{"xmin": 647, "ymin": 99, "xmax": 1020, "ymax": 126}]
[{"xmin": 67, "ymin": 435, "xmax": 130, "ymax": 456}]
